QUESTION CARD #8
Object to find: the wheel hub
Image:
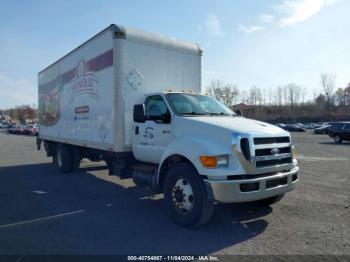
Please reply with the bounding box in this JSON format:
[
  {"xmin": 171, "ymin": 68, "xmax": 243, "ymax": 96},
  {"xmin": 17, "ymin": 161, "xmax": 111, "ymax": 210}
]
[
  {"xmin": 171, "ymin": 178, "xmax": 194, "ymax": 214},
  {"xmin": 174, "ymin": 190, "xmax": 184, "ymax": 202}
]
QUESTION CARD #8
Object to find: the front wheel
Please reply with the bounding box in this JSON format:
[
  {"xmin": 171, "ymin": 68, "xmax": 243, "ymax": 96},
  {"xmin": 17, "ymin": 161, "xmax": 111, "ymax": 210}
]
[{"xmin": 163, "ymin": 163, "xmax": 214, "ymax": 227}]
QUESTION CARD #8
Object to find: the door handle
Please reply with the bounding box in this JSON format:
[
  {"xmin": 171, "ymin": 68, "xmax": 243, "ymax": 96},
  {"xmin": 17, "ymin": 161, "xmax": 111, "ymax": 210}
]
[
  {"xmin": 135, "ymin": 126, "xmax": 139, "ymax": 135},
  {"xmin": 162, "ymin": 130, "xmax": 170, "ymax": 134}
]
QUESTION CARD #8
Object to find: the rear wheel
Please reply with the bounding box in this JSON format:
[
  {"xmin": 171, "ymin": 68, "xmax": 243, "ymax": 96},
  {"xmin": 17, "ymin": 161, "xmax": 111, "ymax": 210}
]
[
  {"xmin": 334, "ymin": 134, "xmax": 342, "ymax": 143},
  {"xmin": 163, "ymin": 163, "xmax": 214, "ymax": 227},
  {"xmin": 255, "ymin": 194, "xmax": 285, "ymax": 206},
  {"xmin": 71, "ymin": 147, "xmax": 81, "ymax": 171},
  {"xmin": 56, "ymin": 144, "xmax": 73, "ymax": 173}
]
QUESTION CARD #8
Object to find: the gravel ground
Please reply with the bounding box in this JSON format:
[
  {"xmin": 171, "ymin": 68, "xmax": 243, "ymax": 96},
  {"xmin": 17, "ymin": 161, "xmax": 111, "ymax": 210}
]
[{"xmin": 0, "ymin": 130, "xmax": 349, "ymax": 255}]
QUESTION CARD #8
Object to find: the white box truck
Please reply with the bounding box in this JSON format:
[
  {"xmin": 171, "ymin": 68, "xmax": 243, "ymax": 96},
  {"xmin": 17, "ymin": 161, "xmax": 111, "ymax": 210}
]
[{"xmin": 37, "ymin": 24, "xmax": 299, "ymax": 227}]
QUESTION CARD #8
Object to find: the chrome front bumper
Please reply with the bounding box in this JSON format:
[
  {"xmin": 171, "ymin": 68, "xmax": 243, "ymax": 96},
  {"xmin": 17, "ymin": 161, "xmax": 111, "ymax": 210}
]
[{"xmin": 204, "ymin": 166, "xmax": 299, "ymax": 203}]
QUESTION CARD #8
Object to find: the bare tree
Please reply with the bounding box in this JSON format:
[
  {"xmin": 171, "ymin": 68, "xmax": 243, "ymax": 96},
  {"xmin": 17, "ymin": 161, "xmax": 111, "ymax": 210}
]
[
  {"xmin": 239, "ymin": 90, "xmax": 249, "ymax": 104},
  {"xmin": 203, "ymin": 77, "xmax": 347, "ymax": 121},
  {"xmin": 262, "ymin": 88, "xmax": 267, "ymax": 105},
  {"xmin": 335, "ymin": 88, "xmax": 346, "ymax": 107},
  {"xmin": 345, "ymin": 84, "xmax": 350, "ymax": 106},
  {"xmin": 283, "ymin": 86, "xmax": 288, "ymax": 105},
  {"xmin": 275, "ymin": 86, "xmax": 283, "ymax": 106},
  {"xmin": 268, "ymin": 89, "xmax": 273, "ymax": 105},
  {"xmin": 320, "ymin": 73, "xmax": 336, "ymax": 110},
  {"xmin": 285, "ymin": 83, "xmax": 301, "ymax": 109},
  {"xmin": 301, "ymin": 88, "xmax": 307, "ymax": 108},
  {"xmin": 207, "ymin": 79, "xmax": 239, "ymax": 106},
  {"xmin": 249, "ymin": 86, "xmax": 262, "ymax": 106},
  {"xmin": 315, "ymin": 94, "xmax": 326, "ymax": 109}
]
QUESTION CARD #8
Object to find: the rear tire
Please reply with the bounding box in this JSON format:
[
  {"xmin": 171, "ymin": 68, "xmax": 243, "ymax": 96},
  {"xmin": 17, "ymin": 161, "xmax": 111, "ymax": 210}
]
[
  {"xmin": 71, "ymin": 147, "xmax": 81, "ymax": 171},
  {"xmin": 163, "ymin": 163, "xmax": 214, "ymax": 227},
  {"xmin": 255, "ymin": 194, "xmax": 285, "ymax": 206},
  {"xmin": 56, "ymin": 144, "xmax": 73, "ymax": 173},
  {"xmin": 334, "ymin": 134, "xmax": 342, "ymax": 144}
]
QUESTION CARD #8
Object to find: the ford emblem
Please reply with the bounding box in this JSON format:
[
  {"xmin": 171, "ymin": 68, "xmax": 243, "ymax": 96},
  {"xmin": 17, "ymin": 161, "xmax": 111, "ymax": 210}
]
[{"xmin": 271, "ymin": 148, "xmax": 280, "ymax": 155}]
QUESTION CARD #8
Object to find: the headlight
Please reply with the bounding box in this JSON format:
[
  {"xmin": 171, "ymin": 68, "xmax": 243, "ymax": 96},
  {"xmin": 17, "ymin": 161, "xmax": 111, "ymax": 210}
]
[{"xmin": 200, "ymin": 155, "xmax": 229, "ymax": 168}]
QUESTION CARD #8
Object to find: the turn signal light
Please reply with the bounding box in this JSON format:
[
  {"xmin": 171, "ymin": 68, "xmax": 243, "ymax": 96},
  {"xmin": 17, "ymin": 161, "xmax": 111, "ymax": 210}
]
[
  {"xmin": 200, "ymin": 156, "xmax": 217, "ymax": 168},
  {"xmin": 200, "ymin": 155, "xmax": 229, "ymax": 168}
]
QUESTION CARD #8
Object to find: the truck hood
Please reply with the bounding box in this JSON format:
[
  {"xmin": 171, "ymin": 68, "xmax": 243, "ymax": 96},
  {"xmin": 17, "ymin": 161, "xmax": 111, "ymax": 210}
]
[{"xmin": 180, "ymin": 116, "xmax": 288, "ymax": 136}]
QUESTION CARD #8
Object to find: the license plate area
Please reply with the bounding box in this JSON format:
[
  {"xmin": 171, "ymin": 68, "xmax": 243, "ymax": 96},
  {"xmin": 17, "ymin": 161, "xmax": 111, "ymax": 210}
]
[{"xmin": 266, "ymin": 176, "xmax": 288, "ymax": 189}]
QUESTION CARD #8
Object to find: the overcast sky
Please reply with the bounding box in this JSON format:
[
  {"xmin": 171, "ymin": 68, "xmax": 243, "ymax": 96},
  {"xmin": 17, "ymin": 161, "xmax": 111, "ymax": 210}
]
[{"xmin": 0, "ymin": 0, "xmax": 349, "ymax": 109}]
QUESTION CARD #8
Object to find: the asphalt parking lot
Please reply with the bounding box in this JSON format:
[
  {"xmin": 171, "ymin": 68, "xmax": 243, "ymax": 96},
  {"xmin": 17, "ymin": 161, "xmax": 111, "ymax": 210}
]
[{"xmin": 0, "ymin": 130, "xmax": 349, "ymax": 255}]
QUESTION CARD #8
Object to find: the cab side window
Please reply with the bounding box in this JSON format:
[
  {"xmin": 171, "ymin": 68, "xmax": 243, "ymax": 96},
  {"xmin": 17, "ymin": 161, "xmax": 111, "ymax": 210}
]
[{"xmin": 145, "ymin": 95, "xmax": 171, "ymax": 124}]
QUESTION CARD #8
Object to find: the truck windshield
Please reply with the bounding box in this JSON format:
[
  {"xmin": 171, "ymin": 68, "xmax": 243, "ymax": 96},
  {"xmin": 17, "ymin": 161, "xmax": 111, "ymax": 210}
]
[{"xmin": 166, "ymin": 93, "xmax": 234, "ymax": 116}]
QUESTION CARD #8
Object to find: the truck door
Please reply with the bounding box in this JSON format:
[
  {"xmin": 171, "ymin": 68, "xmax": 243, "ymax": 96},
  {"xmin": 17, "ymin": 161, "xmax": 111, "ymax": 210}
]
[{"xmin": 133, "ymin": 95, "xmax": 173, "ymax": 163}]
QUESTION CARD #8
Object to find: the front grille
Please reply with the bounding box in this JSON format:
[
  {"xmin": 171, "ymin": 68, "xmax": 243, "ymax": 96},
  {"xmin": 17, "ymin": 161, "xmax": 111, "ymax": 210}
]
[
  {"xmin": 238, "ymin": 135, "xmax": 292, "ymax": 170},
  {"xmin": 256, "ymin": 157, "xmax": 292, "ymax": 168},
  {"xmin": 255, "ymin": 146, "xmax": 291, "ymax": 156},
  {"xmin": 240, "ymin": 138, "xmax": 251, "ymax": 161},
  {"xmin": 254, "ymin": 136, "xmax": 290, "ymax": 145}
]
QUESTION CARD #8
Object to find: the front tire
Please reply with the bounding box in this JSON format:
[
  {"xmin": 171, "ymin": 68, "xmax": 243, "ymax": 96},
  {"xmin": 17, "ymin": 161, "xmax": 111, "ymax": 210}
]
[{"xmin": 163, "ymin": 163, "xmax": 214, "ymax": 227}]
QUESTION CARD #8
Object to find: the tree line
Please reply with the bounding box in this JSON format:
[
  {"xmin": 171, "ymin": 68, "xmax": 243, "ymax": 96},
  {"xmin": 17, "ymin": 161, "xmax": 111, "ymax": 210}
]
[
  {"xmin": 0, "ymin": 105, "xmax": 37, "ymax": 124},
  {"xmin": 207, "ymin": 73, "xmax": 350, "ymax": 123}
]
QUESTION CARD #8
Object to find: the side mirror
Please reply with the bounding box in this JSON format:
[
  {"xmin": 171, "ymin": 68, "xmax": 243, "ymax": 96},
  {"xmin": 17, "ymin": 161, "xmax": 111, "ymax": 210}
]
[
  {"xmin": 148, "ymin": 112, "xmax": 171, "ymax": 124},
  {"xmin": 161, "ymin": 112, "xmax": 171, "ymax": 124},
  {"xmin": 234, "ymin": 109, "xmax": 242, "ymax": 116},
  {"xmin": 133, "ymin": 104, "xmax": 145, "ymax": 123}
]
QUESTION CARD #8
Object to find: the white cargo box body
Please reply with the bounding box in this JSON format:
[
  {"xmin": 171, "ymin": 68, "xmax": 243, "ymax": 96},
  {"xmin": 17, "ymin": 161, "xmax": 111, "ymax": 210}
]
[{"xmin": 38, "ymin": 24, "xmax": 202, "ymax": 152}]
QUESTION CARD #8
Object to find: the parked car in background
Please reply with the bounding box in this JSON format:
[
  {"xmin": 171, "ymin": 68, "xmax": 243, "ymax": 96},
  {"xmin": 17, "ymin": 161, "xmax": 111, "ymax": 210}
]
[
  {"xmin": 13, "ymin": 125, "xmax": 26, "ymax": 135},
  {"xmin": 303, "ymin": 123, "xmax": 315, "ymax": 129},
  {"xmin": 275, "ymin": 123, "xmax": 287, "ymax": 128},
  {"xmin": 294, "ymin": 123, "xmax": 305, "ymax": 128},
  {"xmin": 284, "ymin": 124, "xmax": 306, "ymax": 132},
  {"xmin": 0, "ymin": 122, "xmax": 9, "ymax": 128},
  {"xmin": 313, "ymin": 125, "xmax": 331, "ymax": 134},
  {"xmin": 22, "ymin": 125, "xmax": 32, "ymax": 135},
  {"xmin": 7, "ymin": 124, "xmax": 18, "ymax": 134},
  {"xmin": 24, "ymin": 124, "xmax": 39, "ymax": 136},
  {"xmin": 328, "ymin": 122, "xmax": 350, "ymax": 143}
]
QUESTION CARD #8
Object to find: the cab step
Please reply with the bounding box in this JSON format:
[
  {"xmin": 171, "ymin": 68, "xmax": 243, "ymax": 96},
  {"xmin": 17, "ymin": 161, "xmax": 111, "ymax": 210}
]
[{"xmin": 132, "ymin": 164, "xmax": 159, "ymax": 192}]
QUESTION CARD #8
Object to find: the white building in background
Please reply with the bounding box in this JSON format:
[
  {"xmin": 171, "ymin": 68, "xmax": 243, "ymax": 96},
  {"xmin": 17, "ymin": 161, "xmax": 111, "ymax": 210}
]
[{"xmin": 0, "ymin": 115, "xmax": 11, "ymax": 122}]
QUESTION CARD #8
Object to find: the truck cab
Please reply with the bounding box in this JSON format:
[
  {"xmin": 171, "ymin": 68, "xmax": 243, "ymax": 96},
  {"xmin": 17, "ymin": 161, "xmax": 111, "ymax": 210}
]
[{"xmin": 130, "ymin": 91, "xmax": 299, "ymax": 226}]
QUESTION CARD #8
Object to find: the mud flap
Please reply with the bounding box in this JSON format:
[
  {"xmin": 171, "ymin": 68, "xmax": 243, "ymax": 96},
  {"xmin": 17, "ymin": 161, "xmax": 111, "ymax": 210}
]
[{"xmin": 36, "ymin": 137, "xmax": 41, "ymax": 151}]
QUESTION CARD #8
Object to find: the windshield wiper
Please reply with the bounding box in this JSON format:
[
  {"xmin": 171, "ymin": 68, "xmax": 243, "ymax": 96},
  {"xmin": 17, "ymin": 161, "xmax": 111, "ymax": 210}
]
[
  {"xmin": 205, "ymin": 112, "xmax": 230, "ymax": 116},
  {"xmin": 180, "ymin": 112, "xmax": 209, "ymax": 116}
]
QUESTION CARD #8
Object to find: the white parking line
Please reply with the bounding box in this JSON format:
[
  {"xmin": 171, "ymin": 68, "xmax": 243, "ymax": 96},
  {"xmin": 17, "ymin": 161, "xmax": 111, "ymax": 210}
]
[
  {"xmin": 0, "ymin": 210, "xmax": 84, "ymax": 229},
  {"xmin": 33, "ymin": 190, "xmax": 47, "ymax": 194}
]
